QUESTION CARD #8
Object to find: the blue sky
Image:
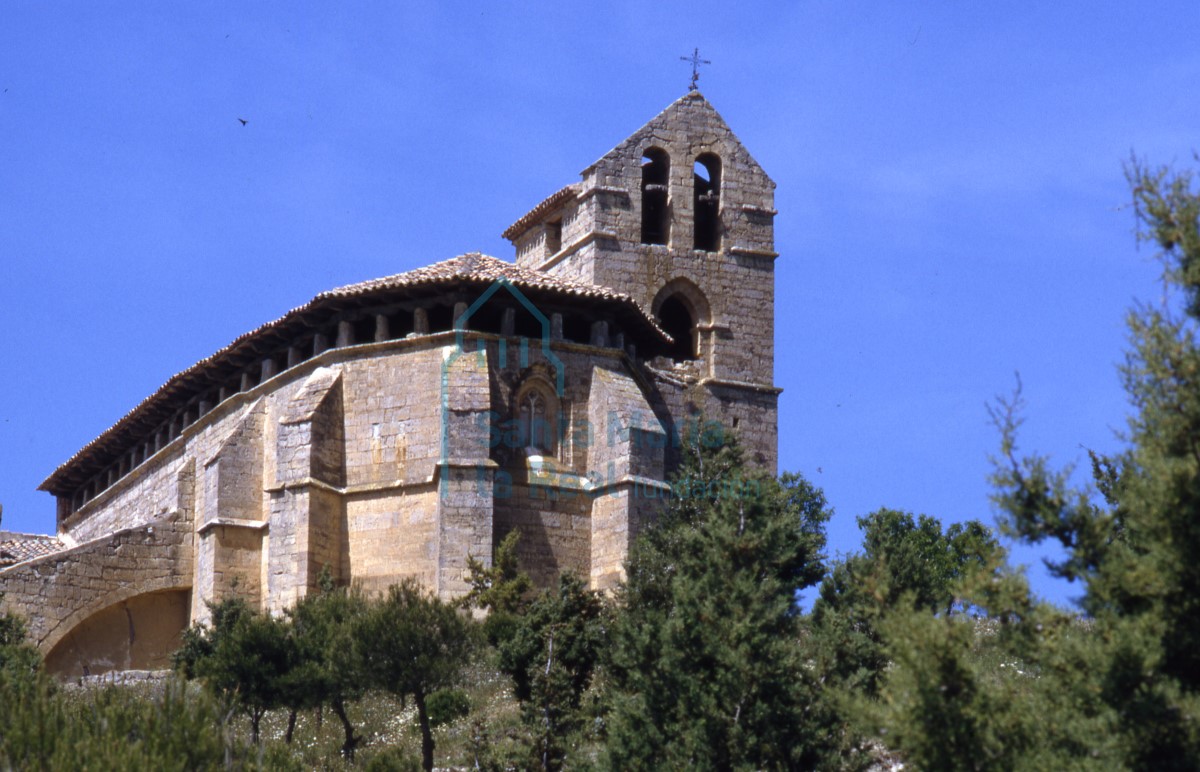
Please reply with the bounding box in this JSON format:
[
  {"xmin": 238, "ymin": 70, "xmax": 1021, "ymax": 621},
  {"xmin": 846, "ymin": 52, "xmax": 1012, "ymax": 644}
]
[{"xmin": 2, "ymin": 2, "xmax": 1198, "ymax": 608}]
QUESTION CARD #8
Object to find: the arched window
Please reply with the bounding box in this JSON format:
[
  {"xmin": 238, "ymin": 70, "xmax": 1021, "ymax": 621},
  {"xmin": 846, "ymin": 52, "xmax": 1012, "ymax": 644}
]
[
  {"xmin": 694, "ymin": 153, "xmax": 721, "ymax": 251},
  {"xmin": 658, "ymin": 295, "xmax": 697, "ymax": 361},
  {"xmin": 515, "ymin": 382, "xmax": 559, "ymax": 455},
  {"xmin": 641, "ymin": 148, "xmax": 670, "ymax": 245},
  {"xmin": 653, "ymin": 279, "xmax": 711, "ymax": 364}
]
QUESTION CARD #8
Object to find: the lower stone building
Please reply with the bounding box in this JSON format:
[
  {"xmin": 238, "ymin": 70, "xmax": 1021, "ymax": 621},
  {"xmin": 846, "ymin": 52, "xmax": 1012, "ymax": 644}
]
[{"xmin": 1, "ymin": 90, "xmax": 780, "ymax": 677}]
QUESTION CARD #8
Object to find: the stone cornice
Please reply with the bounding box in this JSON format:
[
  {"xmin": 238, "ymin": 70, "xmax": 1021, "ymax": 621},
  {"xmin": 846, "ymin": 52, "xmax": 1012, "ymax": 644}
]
[
  {"xmin": 535, "ymin": 229, "xmax": 621, "ymax": 273},
  {"xmin": 699, "ymin": 376, "xmax": 783, "ymax": 395},
  {"xmin": 197, "ymin": 518, "xmax": 269, "ymax": 536},
  {"xmin": 728, "ymin": 246, "xmax": 779, "ymax": 259}
]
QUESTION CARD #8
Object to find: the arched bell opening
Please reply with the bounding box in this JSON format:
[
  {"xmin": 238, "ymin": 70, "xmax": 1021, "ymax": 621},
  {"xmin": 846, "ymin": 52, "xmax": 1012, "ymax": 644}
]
[
  {"xmin": 693, "ymin": 153, "xmax": 721, "ymax": 252},
  {"xmin": 641, "ymin": 148, "xmax": 671, "ymax": 246}
]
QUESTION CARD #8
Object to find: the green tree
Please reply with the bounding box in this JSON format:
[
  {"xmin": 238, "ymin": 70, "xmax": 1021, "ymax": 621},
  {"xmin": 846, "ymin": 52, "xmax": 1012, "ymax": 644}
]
[
  {"xmin": 496, "ymin": 573, "xmax": 605, "ymax": 771},
  {"xmin": 356, "ymin": 578, "xmax": 476, "ymax": 772},
  {"xmin": 855, "ymin": 510, "xmax": 998, "ymax": 615},
  {"xmin": 986, "ymin": 161, "xmax": 1200, "ymax": 766},
  {"xmin": 603, "ymin": 428, "xmax": 848, "ymax": 770},
  {"xmin": 461, "ymin": 528, "xmax": 534, "ymax": 648},
  {"xmin": 288, "ymin": 577, "xmax": 371, "ymax": 760},
  {"xmin": 0, "ymin": 597, "xmax": 41, "ymax": 683},
  {"xmin": 173, "ymin": 596, "xmax": 294, "ymax": 744},
  {"xmin": 859, "ymin": 547, "xmax": 1111, "ymax": 771},
  {"xmin": 872, "ymin": 161, "xmax": 1200, "ymax": 769},
  {"xmin": 810, "ymin": 510, "xmax": 1001, "ymax": 696}
]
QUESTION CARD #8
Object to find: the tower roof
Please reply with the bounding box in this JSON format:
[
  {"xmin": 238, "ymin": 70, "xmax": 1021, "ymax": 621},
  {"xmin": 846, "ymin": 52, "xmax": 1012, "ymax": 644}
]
[
  {"xmin": 504, "ymin": 91, "xmax": 775, "ymax": 246},
  {"xmin": 583, "ymin": 90, "xmax": 774, "ymax": 185},
  {"xmin": 502, "ymin": 184, "xmax": 580, "ymax": 242}
]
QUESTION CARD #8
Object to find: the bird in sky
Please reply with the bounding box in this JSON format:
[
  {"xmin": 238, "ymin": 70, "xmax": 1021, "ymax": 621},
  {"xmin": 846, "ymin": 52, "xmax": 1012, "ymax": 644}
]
[{"xmin": 237, "ymin": 118, "xmax": 248, "ymax": 126}]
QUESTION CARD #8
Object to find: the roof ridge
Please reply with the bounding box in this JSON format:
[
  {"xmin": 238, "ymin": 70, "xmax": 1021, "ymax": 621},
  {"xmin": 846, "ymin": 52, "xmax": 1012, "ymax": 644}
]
[
  {"xmin": 324, "ymin": 251, "xmax": 642, "ymax": 305},
  {"xmin": 501, "ymin": 183, "xmax": 581, "ymax": 242}
]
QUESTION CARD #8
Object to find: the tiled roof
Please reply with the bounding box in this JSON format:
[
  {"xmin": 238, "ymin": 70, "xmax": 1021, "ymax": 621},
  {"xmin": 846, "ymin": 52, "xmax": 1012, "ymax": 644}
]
[
  {"xmin": 41, "ymin": 253, "xmax": 668, "ymax": 495},
  {"xmin": 329, "ymin": 252, "xmax": 635, "ymax": 305},
  {"xmin": 0, "ymin": 534, "xmax": 65, "ymax": 567},
  {"xmin": 501, "ymin": 184, "xmax": 579, "ymax": 242}
]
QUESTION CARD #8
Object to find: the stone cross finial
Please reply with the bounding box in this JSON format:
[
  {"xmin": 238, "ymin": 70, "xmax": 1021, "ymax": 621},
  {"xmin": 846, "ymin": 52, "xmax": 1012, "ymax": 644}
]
[{"xmin": 680, "ymin": 48, "xmax": 711, "ymax": 91}]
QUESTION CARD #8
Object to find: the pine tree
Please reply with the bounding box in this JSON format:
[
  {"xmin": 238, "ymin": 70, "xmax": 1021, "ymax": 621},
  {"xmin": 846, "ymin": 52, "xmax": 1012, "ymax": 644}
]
[
  {"xmin": 873, "ymin": 161, "xmax": 1200, "ymax": 768},
  {"xmin": 287, "ymin": 577, "xmax": 372, "ymax": 760},
  {"xmin": 987, "ymin": 161, "xmax": 1200, "ymax": 766},
  {"xmin": 810, "ymin": 510, "xmax": 1001, "ymax": 696},
  {"xmin": 172, "ymin": 596, "xmax": 295, "ymax": 744},
  {"xmin": 496, "ymin": 573, "xmax": 605, "ymax": 771},
  {"xmin": 603, "ymin": 428, "xmax": 845, "ymax": 770},
  {"xmin": 355, "ymin": 578, "xmax": 476, "ymax": 772},
  {"xmin": 461, "ymin": 528, "xmax": 534, "ymax": 649}
]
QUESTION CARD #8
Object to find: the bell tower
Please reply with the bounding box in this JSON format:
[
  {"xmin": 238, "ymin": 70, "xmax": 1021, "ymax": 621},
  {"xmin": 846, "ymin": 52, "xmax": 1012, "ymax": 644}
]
[{"xmin": 503, "ymin": 91, "xmax": 780, "ymax": 468}]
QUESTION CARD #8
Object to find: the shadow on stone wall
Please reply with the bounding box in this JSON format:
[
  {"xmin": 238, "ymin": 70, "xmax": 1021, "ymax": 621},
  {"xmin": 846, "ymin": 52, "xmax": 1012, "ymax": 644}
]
[{"xmin": 43, "ymin": 588, "xmax": 191, "ymax": 678}]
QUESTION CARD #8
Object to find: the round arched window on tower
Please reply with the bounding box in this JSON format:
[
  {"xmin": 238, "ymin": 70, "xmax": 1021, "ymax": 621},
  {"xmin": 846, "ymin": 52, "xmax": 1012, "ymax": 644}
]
[{"xmin": 658, "ymin": 295, "xmax": 698, "ymax": 362}]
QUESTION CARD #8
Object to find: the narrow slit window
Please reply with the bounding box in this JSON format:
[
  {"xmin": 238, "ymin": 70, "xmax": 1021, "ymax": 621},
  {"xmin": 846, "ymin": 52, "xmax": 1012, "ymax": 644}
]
[{"xmin": 546, "ymin": 219, "xmax": 562, "ymax": 256}]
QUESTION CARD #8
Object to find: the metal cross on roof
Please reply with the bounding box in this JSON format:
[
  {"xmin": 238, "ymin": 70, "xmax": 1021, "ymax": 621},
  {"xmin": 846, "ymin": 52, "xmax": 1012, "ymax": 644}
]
[{"xmin": 680, "ymin": 48, "xmax": 711, "ymax": 91}]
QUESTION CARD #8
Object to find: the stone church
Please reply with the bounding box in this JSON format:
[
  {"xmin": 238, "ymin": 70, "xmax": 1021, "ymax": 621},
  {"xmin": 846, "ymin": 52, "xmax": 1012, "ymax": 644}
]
[{"xmin": 0, "ymin": 90, "xmax": 779, "ymax": 677}]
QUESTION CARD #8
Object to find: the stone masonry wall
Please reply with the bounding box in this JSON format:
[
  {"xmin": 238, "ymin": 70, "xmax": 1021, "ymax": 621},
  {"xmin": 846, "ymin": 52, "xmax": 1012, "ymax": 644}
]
[
  {"xmin": 62, "ymin": 397, "xmax": 272, "ymax": 545},
  {"xmin": 481, "ymin": 337, "xmax": 661, "ymax": 590},
  {"xmin": 586, "ymin": 365, "xmax": 668, "ymax": 588},
  {"xmin": 344, "ymin": 486, "xmax": 440, "ymax": 595},
  {"xmin": 495, "ymin": 480, "xmax": 590, "ymax": 587},
  {"xmin": 339, "ymin": 344, "xmax": 446, "ymax": 595},
  {"xmin": 195, "ymin": 401, "xmax": 268, "ymax": 616},
  {"xmin": 0, "ymin": 507, "xmax": 193, "ymax": 661},
  {"xmin": 24, "ymin": 295, "xmax": 729, "ymax": 665},
  {"xmin": 62, "ymin": 449, "xmax": 188, "ymax": 545},
  {"xmin": 266, "ymin": 367, "xmax": 346, "ymax": 611},
  {"xmin": 436, "ymin": 343, "xmax": 494, "ymax": 596},
  {"xmin": 511, "ymin": 93, "xmax": 780, "ymax": 471}
]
